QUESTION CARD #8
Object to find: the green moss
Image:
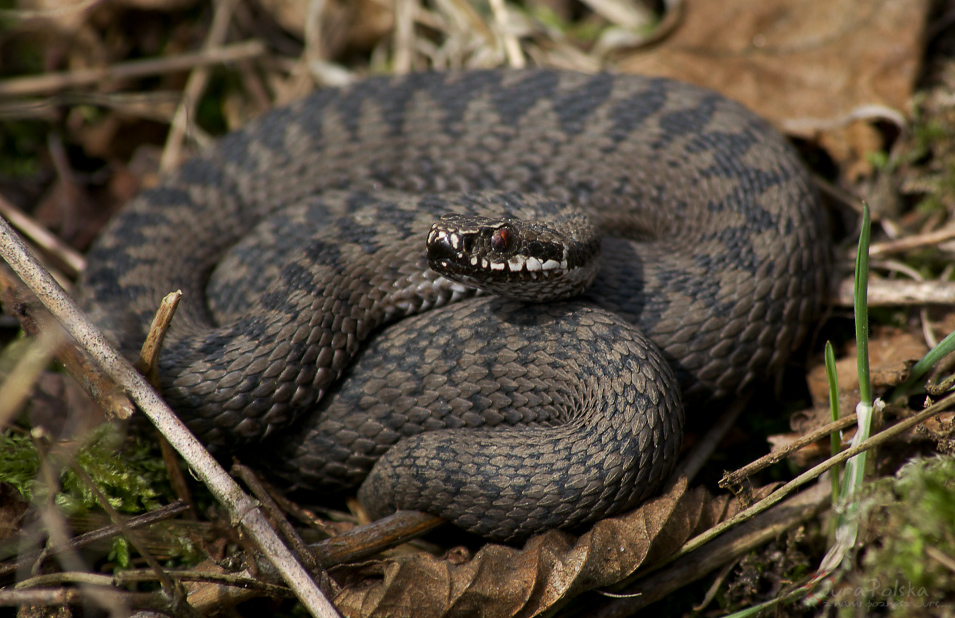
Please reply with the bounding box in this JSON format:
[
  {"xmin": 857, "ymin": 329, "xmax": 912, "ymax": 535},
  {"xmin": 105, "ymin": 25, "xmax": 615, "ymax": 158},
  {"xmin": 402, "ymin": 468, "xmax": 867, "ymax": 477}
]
[
  {"xmin": 0, "ymin": 424, "xmax": 173, "ymax": 516},
  {"xmin": 836, "ymin": 456, "xmax": 955, "ymax": 615},
  {"xmin": 0, "ymin": 432, "xmax": 41, "ymax": 499}
]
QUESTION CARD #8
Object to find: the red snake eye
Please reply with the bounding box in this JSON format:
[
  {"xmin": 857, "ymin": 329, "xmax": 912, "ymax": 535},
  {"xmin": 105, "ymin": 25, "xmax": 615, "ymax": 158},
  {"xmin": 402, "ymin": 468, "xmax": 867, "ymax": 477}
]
[{"xmin": 491, "ymin": 227, "xmax": 511, "ymax": 253}]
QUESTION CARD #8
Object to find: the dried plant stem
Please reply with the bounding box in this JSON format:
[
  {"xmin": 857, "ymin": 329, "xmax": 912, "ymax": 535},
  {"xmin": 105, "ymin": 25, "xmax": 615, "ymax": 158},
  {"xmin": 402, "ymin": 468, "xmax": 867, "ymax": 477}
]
[
  {"xmin": 0, "ymin": 195, "xmax": 85, "ymax": 278},
  {"xmin": 184, "ymin": 510, "xmax": 444, "ymax": 611},
  {"xmin": 719, "ymin": 411, "xmax": 860, "ymax": 489},
  {"xmin": 231, "ymin": 464, "xmax": 320, "ymax": 574},
  {"xmin": 0, "ymin": 501, "xmax": 188, "ymax": 579},
  {"xmin": 868, "ymin": 225, "xmax": 955, "ymax": 256},
  {"xmin": 160, "ymin": 0, "xmax": 241, "ymax": 171},
  {"xmin": 0, "ymin": 218, "xmax": 341, "ymax": 617},
  {"xmin": 488, "ymin": 0, "xmax": 524, "ymax": 68},
  {"xmin": 0, "ymin": 587, "xmax": 160, "ymax": 611},
  {"xmin": 832, "ymin": 277, "xmax": 955, "ymax": 307},
  {"xmin": 0, "ymin": 40, "xmax": 265, "ymax": 98},
  {"xmin": 670, "ymin": 391, "xmax": 955, "ymax": 566}
]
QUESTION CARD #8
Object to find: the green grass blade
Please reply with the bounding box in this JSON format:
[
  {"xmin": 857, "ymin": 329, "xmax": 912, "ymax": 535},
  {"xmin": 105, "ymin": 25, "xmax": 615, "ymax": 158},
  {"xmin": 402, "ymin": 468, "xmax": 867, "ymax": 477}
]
[
  {"xmin": 892, "ymin": 328, "xmax": 955, "ymax": 402},
  {"xmin": 854, "ymin": 202, "xmax": 871, "ymax": 409},
  {"xmin": 824, "ymin": 341, "xmax": 841, "ymax": 501},
  {"xmin": 817, "ymin": 201, "xmax": 878, "ymax": 575}
]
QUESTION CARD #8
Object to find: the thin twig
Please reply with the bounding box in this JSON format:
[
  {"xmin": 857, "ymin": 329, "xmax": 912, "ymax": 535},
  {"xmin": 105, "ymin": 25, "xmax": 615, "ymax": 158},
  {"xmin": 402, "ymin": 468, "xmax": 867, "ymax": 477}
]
[
  {"xmin": 15, "ymin": 568, "xmax": 291, "ymax": 596},
  {"xmin": 31, "ymin": 436, "xmax": 130, "ymax": 616},
  {"xmin": 0, "ymin": 501, "xmax": 188, "ymax": 578},
  {"xmin": 0, "ymin": 217, "xmax": 342, "ymax": 617},
  {"xmin": 667, "ymin": 392, "xmax": 955, "ymax": 567},
  {"xmin": 0, "ymin": 327, "xmax": 61, "ymax": 429},
  {"xmin": 0, "ymin": 587, "xmax": 161, "ymax": 610},
  {"xmin": 0, "ymin": 0, "xmax": 103, "ymax": 21},
  {"xmin": 132, "ymin": 290, "xmax": 197, "ymax": 518},
  {"xmin": 719, "ymin": 412, "xmax": 860, "ymax": 489},
  {"xmin": 393, "ymin": 0, "xmax": 416, "ymax": 73},
  {"xmin": 0, "ymin": 40, "xmax": 266, "ymax": 98},
  {"xmin": 183, "ymin": 510, "xmax": 444, "ymax": 612},
  {"xmin": 0, "ymin": 194, "xmax": 85, "ymax": 279},
  {"xmin": 232, "ymin": 464, "xmax": 320, "ymax": 573},
  {"xmin": 489, "ymin": 0, "xmax": 525, "ymax": 68},
  {"xmin": 134, "ymin": 291, "xmax": 182, "ymax": 385},
  {"xmin": 867, "ymin": 225, "xmax": 955, "ymax": 257}
]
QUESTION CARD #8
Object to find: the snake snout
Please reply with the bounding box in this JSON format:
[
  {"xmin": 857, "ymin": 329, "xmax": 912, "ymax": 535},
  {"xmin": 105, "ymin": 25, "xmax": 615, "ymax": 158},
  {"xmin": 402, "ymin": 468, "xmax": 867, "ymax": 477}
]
[{"xmin": 426, "ymin": 226, "xmax": 463, "ymax": 272}]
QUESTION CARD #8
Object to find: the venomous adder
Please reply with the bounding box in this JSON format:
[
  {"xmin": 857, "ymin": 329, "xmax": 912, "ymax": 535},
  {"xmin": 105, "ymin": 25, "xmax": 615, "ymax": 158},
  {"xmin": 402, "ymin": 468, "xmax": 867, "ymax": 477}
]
[{"xmin": 78, "ymin": 70, "xmax": 829, "ymax": 542}]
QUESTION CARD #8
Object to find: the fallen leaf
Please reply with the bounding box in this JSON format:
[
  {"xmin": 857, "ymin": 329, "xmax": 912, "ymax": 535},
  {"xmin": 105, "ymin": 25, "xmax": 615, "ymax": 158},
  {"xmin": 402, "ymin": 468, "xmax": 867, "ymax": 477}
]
[
  {"xmin": 331, "ymin": 475, "xmax": 742, "ymax": 618},
  {"xmin": 618, "ymin": 0, "xmax": 928, "ymax": 172}
]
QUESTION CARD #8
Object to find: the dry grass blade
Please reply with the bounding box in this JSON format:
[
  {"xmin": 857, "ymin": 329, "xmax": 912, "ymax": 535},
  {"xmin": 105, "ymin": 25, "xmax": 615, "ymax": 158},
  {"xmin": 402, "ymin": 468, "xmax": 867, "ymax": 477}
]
[
  {"xmin": 0, "ymin": 41, "xmax": 266, "ymax": 98},
  {"xmin": 160, "ymin": 0, "xmax": 241, "ymax": 172},
  {"xmin": 0, "ymin": 328, "xmax": 61, "ymax": 430}
]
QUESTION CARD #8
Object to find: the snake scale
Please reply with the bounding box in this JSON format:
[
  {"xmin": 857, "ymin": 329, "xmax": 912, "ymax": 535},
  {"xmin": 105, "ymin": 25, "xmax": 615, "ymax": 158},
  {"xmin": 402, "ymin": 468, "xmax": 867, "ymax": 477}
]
[{"xmin": 78, "ymin": 70, "xmax": 829, "ymax": 541}]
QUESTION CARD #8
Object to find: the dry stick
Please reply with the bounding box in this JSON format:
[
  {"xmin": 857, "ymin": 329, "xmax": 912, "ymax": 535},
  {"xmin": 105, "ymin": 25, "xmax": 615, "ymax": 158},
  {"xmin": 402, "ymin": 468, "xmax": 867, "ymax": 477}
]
[
  {"xmin": 0, "ymin": 219, "xmax": 342, "ymax": 618},
  {"xmin": 0, "ymin": 40, "xmax": 266, "ymax": 98},
  {"xmin": 231, "ymin": 464, "xmax": 320, "ymax": 574},
  {"xmin": 660, "ymin": 391, "xmax": 955, "ymax": 570},
  {"xmin": 0, "ymin": 0, "xmax": 102, "ymax": 22},
  {"xmin": 393, "ymin": 0, "xmax": 416, "ymax": 74},
  {"xmin": 134, "ymin": 291, "xmax": 198, "ymax": 517},
  {"xmin": 831, "ymin": 276, "xmax": 955, "ymax": 307},
  {"xmin": 0, "ymin": 327, "xmax": 61, "ymax": 428},
  {"xmin": 719, "ymin": 412, "xmax": 860, "ymax": 489},
  {"xmin": 16, "ymin": 569, "xmax": 290, "ymax": 597},
  {"xmin": 183, "ymin": 510, "xmax": 444, "ymax": 612},
  {"xmin": 310, "ymin": 510, "xmax": 443, "ymax": 569},
  {"xmin": 0, "ymin": 501, "xmax": 188, "ymax": 578},
  {"xmin": 867, "ymin": 226, "xmax": 955, "ymax": 257},
  {"xmin": 160, "ymin": 0, "xmax": 240, "ymax": 172},
  {"xmin": 0, "ymin": 194, "xmax": 85, "ymax": 279},
  {"xmin": 0, "ymin": 267, "xmax": 135, "ymax": 421},
  {"xmin": 134, "ymin": 291, "xmax": 182, "ymax": 384},
  {"xmin": 0, "ymin": 588, "xmax": 160, "ymax": 611}
]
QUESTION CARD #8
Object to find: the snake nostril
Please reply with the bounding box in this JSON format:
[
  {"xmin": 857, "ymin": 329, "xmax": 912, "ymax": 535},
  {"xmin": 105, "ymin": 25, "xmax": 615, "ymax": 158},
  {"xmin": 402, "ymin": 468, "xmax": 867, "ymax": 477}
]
[{"xmin": 427, "ymin": 232, "xmax": 458, "ymax": 265}]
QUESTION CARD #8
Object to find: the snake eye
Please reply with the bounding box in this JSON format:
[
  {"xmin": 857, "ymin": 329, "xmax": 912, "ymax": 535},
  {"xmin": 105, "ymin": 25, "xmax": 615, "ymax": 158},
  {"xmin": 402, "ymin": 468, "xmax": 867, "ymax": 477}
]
[{"xmin": 491, "ymin": 227, "xmax": 512, "ymax": 253}]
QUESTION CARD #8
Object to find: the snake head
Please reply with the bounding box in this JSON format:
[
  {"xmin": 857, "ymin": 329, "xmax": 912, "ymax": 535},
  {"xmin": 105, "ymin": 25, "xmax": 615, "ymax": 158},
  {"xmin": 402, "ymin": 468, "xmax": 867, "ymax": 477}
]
[{"xmin": 427, "ymin": 211, "xmax": 600, "ymax": 303}]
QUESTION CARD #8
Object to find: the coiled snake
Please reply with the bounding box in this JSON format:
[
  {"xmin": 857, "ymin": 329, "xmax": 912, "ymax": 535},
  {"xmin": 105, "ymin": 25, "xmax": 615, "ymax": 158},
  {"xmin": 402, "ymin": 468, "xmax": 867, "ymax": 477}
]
[{"xmin": 78, "ymin": 70, "xmax": 828, "ymax": 541}]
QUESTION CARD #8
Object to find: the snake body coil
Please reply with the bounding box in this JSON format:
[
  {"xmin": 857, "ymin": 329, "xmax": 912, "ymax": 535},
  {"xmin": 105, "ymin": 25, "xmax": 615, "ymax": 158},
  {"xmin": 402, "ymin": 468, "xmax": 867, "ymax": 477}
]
[{"xmin": 79, "ymin": 70, "xmax": 828, "ymax": 541}]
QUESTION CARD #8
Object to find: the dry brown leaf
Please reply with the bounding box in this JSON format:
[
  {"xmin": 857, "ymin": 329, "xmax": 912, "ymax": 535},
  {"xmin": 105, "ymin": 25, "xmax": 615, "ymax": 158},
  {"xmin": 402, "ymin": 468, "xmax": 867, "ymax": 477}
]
[
  {"xmin": 805, "ymin": 326, "xmax": 927, "ymax": 406},
  {"xmin": 618, "ymin": 0, "xmax": 927, "ymax": 171},
  {"xmin": 331, "ymin": 476, "xmax": 738, "ymax": 618}
]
